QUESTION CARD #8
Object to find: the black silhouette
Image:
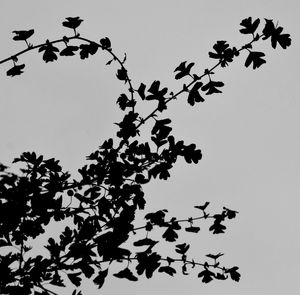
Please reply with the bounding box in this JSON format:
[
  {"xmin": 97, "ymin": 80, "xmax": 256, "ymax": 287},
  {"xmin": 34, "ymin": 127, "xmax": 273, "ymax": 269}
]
[{"xmin": 0, "ymin": 16, "xmax": 291, "ymax": 294}]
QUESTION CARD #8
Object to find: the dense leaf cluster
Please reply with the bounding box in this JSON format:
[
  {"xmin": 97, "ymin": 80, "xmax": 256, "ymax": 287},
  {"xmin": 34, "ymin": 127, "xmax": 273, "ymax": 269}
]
[{"xmin": 0, "ymin": 16, "xmax": 291, "ymax": 294}]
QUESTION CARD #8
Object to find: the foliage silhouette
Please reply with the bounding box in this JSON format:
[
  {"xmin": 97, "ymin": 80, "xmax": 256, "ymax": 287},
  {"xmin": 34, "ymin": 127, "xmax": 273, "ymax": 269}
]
[{"xmin": 0, "ymin": 16, "xmax": 291, "ymax": 294}]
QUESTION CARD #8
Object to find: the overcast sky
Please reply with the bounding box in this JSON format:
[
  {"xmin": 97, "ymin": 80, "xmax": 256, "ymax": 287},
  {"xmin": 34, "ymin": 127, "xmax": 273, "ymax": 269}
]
[{"xmin": 1, "ymin": 1, "xmax": 299, "ymax": 294}]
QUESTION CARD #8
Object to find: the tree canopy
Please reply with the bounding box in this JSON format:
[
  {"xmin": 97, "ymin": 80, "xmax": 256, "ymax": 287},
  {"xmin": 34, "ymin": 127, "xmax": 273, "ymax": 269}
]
[{"xmin": 0, "ymin": 17, "xmax": 291, "ymax": 295}]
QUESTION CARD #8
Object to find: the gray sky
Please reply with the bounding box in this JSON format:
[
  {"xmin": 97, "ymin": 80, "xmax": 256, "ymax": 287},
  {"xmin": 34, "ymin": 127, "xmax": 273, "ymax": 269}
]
[{"xmin": 1, "ymin": 0, "xmax": 299, "ymax": 294}]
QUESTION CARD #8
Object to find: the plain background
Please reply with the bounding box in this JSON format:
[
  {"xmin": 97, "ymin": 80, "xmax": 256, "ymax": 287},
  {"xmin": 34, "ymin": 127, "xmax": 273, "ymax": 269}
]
[{"xmin": 0, "ymin": 1, "xmax": 299, "ymax": 294}]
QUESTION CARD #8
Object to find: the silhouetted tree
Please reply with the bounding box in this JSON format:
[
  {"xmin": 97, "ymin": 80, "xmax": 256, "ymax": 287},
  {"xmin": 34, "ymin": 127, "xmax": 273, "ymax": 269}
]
[{"xmin": 0, "ymin": 17, "xmax": 291, "ymax": 295}]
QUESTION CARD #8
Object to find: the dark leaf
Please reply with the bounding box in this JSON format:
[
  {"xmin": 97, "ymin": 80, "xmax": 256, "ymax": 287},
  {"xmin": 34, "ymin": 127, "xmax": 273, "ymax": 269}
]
[
  {"xmin": 100, "ymin": 37, "xmax": 111, "ymax": 50},
  {"xmin": 93, "ymin": 269, "xmax": 108, "ymax": 289},
  {"xmin": 145, "ymin": 209, "xmax": 168, "ymax": 226},
  {"xmin": 0, "ymin": 238, "xmax": 11, "ymax": 247},
  {"xmin": 262, "ymin": 19, "xmax": 291, "ymax": 49},
  {"xmin": 115, "ymin": 111, "xmax": 139, "ymax": 140},
  {"xmin": 166, "ymin": 256, "xmax": 175, "ymax": 265},
  {"xmin": 135, "ymin": 173, "xmax": 149, "ymax": 184},
  {"xmin": 198, "ymin": 268, "xmax": 215, "ymax": 283},
  {"xmin": 174, "ymin": 61, "xmax": 195, "ymax": 79},
  {"xmin": 175, "ymin": 243, "xmax": 190, "ymax": 255},
  {"xmin": 209, "ymin": 222, "xmax": 226, "ymax": 234},
  {"xmin": 183, "ymin": 143, "xmax": 202, "ymax": 164},
  {"xmin": 60, "ymin": 45, "xmax": 79, "ymax": 56},
  {"xmin": 262, "ymin": 19, "xmax": 276, "ymax": 40},
  {"xmin": 158, "ymin": 266, "xmax": 176, "ymax": 276},
  {"xmin": 51, "ymin": 271, "xmax": 65, "ymax": 287},
  {"xmin": 148, "ymin": 80, "xmax": 160, "ymax": 94},
  {"xmin": 0, "ymin": 163, "xmax": 8, "ymax": 171},
  {"xmin": 226, "ymin": 266, "xmax": 241, "ymax": 282},
  {"xmin": 194, "ymin": 201, "xmax": 210, "ymax": 211},
  {"xmin": 209, "ymin": 40, "xmax": 228, "ymax": 58},
  {"xmin": 147, "ymin": 80, "xmax": 168, "ymax": 99},
  {"xmin": 206, "ymin": 253, "xmax": 224, "ymax": 260},
  {"xmin": 182, "ymin": 264, "xmax": 188, "ymax": 275},
  {"xmin": 162, "ymin": 226, "xmax": 178, "ymax": 242},
  {"xmin": 137, "ymin": 83, "xmax": 146, "ymax": 100},
  {"xmin": 223, "ymin": 207, "xmax": 238, "ymax": 219},
  {"xmin": 157, "ymin": 98, "xmax": 167, "ymax": 112},
  {"xmin": 12, "ymin": 29, "xmax": 34, "ymax": 41},
  {"xmin": 240, "ymin": 17, "xmax": 260, "ymax": 34},
  {"xmin": 106, "ymin": 58, "xmax": 114, "ymax": 65},
  {"xmin": 80, "ymin": 262, "xmax": 95, "ymax": 278},
  {"xmin": 151, "ymin": 118, "xmax": 172, "ymax": 145},
  {"xmin": 136, "ymin": 252, "xmax": 161, "ymax": 278},
  {"xmin": 215, "ymin": 273, "xmax": 228, "ymax": 280},
  {"xmin": 133, "ymin": 238, "xmax": 158, "ymax": 247},
  {"xmin": 185, "ymin": 226, "xmax": 200, "ymax": 233},
  {"xmin": 116, "ymin": 67, "xmax": 127, "ymax": 81},
  {"xmin": 208, "ymin": 41, "xmax": 234, "ymax": 67},
  {"xmin": 67, "ymin": 272, "xmax": 82, "ymax": 287},
  {"xmin": 187, "ymin": 81, "xmax": 204, "ymax": 106},
  {"xmin": 113, "ymin": 268, "xmax": 138, "ymax": 281},
  {"xmin": 271, "ymin": 27, "xmax": 291, "ymax": 49},
  {"xmin": 151, "ymin": 118, "xmax": 171, "ymax": 135},
  {"xmin": 59, "ymin": 226, "xmax": 73, "ymax": 249},
  {"xmin": 244, "ymin": 51, "xmax": 266, "ymax": 69},
  {"xmin": 6, "ymin": 64, "xmax": 25, "ymax": 77},
  {"xmin": 62, "ymin": 17, "xmax": 83, "ymax": 30},
  {"xmin": 38, "ymin": 40, "xmax": 59, "ymax": 63},
  {"xmin": 79, "ymin": 42, "xmax": 98, "ymax": 59},
  {"xmin": 117, "ymin": 93, "xmax": 129, "ymax": 111},
  {"xmin": 201, "ymin": 80, "xmax": 224, "ymax": 95}
]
